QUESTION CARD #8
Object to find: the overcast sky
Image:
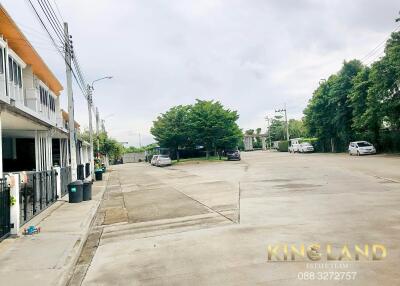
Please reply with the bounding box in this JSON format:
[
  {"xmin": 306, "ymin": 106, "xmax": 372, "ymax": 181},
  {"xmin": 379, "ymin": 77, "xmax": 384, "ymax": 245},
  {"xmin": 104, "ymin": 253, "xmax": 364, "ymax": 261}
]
[{"xmin": 1, "ymin": 0, "xmax": 399, "ymax": 146}]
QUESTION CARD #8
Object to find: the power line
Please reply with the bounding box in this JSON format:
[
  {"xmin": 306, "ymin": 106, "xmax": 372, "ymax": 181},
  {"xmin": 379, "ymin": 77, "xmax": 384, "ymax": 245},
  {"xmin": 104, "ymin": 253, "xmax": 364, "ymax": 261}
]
[
  {"xmin": 41, "ymin": 0, "xmax": 89, "ymax": 93},
  {"xmin": 36, "ymin": 0, "xmax": 64, "ymax": 46},
  {"xmin": 40, "ymin": 0, "xmax": 65, "ymax": 43},
  {"xmin": 361, "ymin": 24, "xmax": 400, "ymax": 65},
  {"xmin": 26, "ymin": 0, "xmax": 89, "ymax": 98},
  {"xmin": 52, "ymin": 0, "xmax": 64, "ymax": 23},
  {"xmin": 39, "ymin": 1, "xmax": 89, "ymax": 97}
]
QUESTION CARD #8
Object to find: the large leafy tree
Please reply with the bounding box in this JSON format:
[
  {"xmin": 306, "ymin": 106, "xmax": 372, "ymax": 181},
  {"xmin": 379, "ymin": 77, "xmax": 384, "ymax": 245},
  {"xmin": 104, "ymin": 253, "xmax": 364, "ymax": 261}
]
[
  {"xmin": 380, "ymin": 31, "xmax": 400, "ymax": 129},
  {"xmin": 304, "ymin": 60, "xmax": 362, "ymax": 151},
  {"xmin": 348, "ymin": 67, "xmax": 371, "ymax": 137},
  {"xmin": 188, "ymin": 100, "xmax": 242, "ymax": 158},
  {"xmin": 304, "ymin": 29, "xmax": 400, "ymax": 152},
  {"xmin": 288, "ymin": 119, "xmax": 307, "ymax": 139},
  {"xmin": 151, "ymin": 100, "xmax": 242, "ymax": 159},
  {"xmin": 268, "ymin": 115, "xmax": 286, "ymax": 141},
  {"xmin": 334, "ymin": 60, "xmax": 363, "ymax": 147},
  {"xmin": 150, "ymin": 105, "xmax": 191, "ymax": 160}
]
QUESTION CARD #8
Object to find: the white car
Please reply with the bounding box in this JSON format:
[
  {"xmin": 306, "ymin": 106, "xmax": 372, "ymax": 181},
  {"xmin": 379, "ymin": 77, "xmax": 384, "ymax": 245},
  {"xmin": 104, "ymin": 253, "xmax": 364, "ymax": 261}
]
[
  {"xmin": 151, "ymin": 155, "xmax": 172, "ymax": 166},
  {"xmin": 288, "ymin": 138, "xmax": 301, "ymax": 153},
  {"xmin": 348, "ymin": 141, "xmax": 376, "ymax": 156},
  {"xmin": 299, "ymin": 142, "xmax": 314, "ymax": 153}
]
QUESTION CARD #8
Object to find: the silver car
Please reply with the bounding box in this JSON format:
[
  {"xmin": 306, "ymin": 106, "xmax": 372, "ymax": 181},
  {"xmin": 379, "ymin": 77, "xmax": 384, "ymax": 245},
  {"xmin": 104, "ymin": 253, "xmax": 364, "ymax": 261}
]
[
  {"xmin": 152, "ymin": 155, "xmax": 172, "ymax": 166},
  {"xmin": 348, "ymin": 141, "xmax": 376, "ymax": 156},
  {"xmin": 299, "ymin": 142, "xmax": 314, "ymax": 153}
]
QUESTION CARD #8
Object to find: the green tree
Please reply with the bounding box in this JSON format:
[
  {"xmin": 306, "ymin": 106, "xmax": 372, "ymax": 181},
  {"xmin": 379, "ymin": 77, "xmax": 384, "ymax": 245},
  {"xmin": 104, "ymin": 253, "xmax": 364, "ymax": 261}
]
[
  {"xmin": 188, "ymin": 100, "xmax": 242, "ymax": 158},
  {"xmin": 268, "ymin": 115, "xmax": 286, "ymax": 141},
  {"xmin": 244, "ymin": 129, "xmax": 255, "ymax": 135},
  {"xmin": 150, "ymin": 100, "xmax": 242, "ymax": 159},
  {"xmin": 380, "ymin": 31, "xmax": 400, "ymax": 129},
  {"xmin": 254, "ymin": 128, "xmax": 262, "ymax": 148},
  {"xmin": 97, "ymin": 132, "xmax": 124, "ymax": 160},
  {"xmin": 348, "ymin": 67, "xmax": 371, "ymax": 137},
  {"xmin": 80, "ymin": 131, "xmax": 124, "ymax": 160},
  {"xmin": 304, "ymin": 26, "xmax": 400, "ymax": 152},
  {"xmin": 304, "ymin": 60, "xmax": 362, "ymax": 151},
  {"xmin": 288, "ymin": 119, "xmax": 307, "ymax": 138},
  {"xmin": 150, "ymin": 105, "xmax": 191, "ymax": 161}
]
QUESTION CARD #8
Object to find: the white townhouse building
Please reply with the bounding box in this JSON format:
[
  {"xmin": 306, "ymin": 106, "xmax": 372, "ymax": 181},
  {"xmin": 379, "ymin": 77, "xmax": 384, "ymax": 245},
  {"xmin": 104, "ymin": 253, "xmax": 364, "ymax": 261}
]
[{"xmin": 0, "ymin": 5, "xmax": 92, "ymax": 240}]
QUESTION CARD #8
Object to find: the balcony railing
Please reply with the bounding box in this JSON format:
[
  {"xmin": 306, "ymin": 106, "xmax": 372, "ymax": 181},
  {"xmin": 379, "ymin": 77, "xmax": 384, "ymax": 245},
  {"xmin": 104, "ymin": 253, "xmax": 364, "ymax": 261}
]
[
  {"xmin": 19, "ymin": 170, "xmax": 58, "ymax": 225},
  {"xmin": 8, "ymin": 82, "xmax": 23, "ymax": 103},
  {"xmin": 18, "ymin": 87, "xmax": 57, "ymax": 124}
]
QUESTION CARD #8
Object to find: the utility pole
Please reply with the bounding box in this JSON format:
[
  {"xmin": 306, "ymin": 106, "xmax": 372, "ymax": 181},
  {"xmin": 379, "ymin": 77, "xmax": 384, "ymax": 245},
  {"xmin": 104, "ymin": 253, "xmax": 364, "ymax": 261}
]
[
  {"xmin": 265, "ymin": 116, "xmax": 272, "ymax": 149},
  {"xmin": 95, "ymin": 107, "xmax": 100, "ymax": 158},
  {"xmin": 87, "ymin": 85, "xmax": 94, "ymax": 177},
  {"xmin": 64, "ymin": 22, "xmax": 77, "ymax": 181},
  {"xmin": 275, "ymin": 104, "xmax": 289, "ymax": 141},
  {"xmin": 284, "ymin": 103, "xmax": 289, "ymax": 141}
]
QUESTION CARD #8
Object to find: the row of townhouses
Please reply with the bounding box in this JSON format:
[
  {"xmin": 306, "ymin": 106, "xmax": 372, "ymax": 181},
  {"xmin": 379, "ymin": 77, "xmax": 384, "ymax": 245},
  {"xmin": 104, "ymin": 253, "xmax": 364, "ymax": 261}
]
[{"xmin": 0, "ymin": 5, "xmax": 92, "ymax": 240}]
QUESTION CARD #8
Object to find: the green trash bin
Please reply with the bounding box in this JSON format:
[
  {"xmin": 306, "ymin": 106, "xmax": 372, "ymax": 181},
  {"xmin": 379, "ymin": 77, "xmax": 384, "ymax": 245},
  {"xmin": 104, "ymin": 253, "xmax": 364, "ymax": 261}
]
[
  {"xmin": 95, "ymin": 169, "xmax": 103, "ymax": 181},
  {"xmin": 68, "ymin": 180, "xmax": 83, "ymax": 203}
]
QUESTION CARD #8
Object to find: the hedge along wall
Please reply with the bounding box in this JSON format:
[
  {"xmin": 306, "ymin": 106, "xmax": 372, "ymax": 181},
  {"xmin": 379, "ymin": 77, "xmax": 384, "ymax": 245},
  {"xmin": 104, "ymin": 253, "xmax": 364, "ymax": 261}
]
[{"xmin": 278, "ymin": 141, "xmax": 288, "ymax": 152}]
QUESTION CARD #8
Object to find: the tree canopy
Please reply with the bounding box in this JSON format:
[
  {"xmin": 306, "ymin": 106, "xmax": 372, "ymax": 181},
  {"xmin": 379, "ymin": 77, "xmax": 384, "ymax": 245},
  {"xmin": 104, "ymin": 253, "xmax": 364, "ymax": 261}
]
[
  {"xmin": 81, "ymin": 131, "xmax": 124, "ymax": 160},
  {"xmin": 268, "ymin": 116, "xmax": 306, "ymax": 141},
  {"xmin": 304, "ymin": 30, "xmax": 400, "ymax": 152},
  {"xmin": 151, "ymin": 100, "xmax": 242, "ymax": 159}
]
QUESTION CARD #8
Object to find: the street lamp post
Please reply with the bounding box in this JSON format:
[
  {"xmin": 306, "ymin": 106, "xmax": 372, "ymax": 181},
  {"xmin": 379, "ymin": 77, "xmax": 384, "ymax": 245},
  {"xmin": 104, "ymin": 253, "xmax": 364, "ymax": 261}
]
[
  {"xmin": 87, "ymin": 76, "xmax": 112, "ymax": 176},
  {"xmin": 86, "ymin": 85, "xmax": 94, "ymax": 178}
]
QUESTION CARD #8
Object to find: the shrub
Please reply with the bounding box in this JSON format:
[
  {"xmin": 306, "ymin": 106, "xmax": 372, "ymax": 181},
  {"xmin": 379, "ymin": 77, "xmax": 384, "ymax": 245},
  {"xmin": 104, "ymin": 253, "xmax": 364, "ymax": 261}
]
[{"xmin": 278, "ymin": 140, "xmax": 289, "ymax": 152}]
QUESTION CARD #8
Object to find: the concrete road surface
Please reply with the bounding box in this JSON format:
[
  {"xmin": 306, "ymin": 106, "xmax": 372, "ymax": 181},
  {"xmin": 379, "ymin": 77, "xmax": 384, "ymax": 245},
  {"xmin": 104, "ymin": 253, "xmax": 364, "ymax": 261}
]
[{"xmin": 72, "ymin": 151, "xmax": 400, "ymax": 286}]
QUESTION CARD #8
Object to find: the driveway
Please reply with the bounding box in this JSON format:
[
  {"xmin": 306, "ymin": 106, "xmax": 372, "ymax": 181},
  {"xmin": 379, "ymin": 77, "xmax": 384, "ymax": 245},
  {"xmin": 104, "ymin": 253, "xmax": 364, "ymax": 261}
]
[{"xmin": 74, "ymin": 151, "xmax": 400, "ymax": 286}]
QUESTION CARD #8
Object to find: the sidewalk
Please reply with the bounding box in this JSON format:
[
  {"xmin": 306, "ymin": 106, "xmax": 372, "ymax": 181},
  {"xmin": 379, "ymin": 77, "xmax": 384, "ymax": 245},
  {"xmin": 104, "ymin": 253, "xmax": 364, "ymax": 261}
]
[{"xmin": 0, "ymin": 172, "xmax": 109, "ymax": 286}]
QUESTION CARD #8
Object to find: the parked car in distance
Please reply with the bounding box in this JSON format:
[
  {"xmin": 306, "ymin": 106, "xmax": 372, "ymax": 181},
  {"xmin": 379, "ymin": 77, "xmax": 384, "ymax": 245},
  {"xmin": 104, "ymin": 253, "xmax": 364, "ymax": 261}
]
[
  {"xmin": 299, "ymin": 142, "xmax": 314, "ymax": 153},
  {"xmin": 226, "ymin": 150, "xmax": 241, "ymax": 160},
  {"xmin": 348, "ymin": 141, "xmax": 376, "ymax": 156},
  {"xmin": 154, "ymin": 155, "xmax": 172, "ymax": 166}
]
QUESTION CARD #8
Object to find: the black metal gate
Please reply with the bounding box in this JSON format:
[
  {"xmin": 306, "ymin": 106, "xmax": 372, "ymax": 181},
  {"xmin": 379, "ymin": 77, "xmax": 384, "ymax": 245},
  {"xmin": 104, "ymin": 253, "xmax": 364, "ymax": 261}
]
[
  {"xmin": 0, "ymin": 178, "xmax": 11, "ymax": 240},
  {"xmin": 20, "ymin": 170, "xmax": 58, "ymax": 225},
  {"xmin": 60, "ymin": 166, "xmax": 71, "ymax": 197}
]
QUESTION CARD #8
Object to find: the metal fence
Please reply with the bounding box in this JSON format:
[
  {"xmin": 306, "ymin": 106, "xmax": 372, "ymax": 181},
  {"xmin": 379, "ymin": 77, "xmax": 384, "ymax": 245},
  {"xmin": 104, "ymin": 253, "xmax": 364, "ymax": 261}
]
[
  {"xmin": 60, "ymin": 166, "xmax": 71, "ymax": 198},
  {"xmin": 19, "ymin": 170, "xmax": 58, "ymax": 225},
  {"xmin": 0, "ymin": 179, "xmax": 10, "ymax": 240},
  {"xmin": 85, "ymin": 163, "xmax": 90, "ymax": 178}
]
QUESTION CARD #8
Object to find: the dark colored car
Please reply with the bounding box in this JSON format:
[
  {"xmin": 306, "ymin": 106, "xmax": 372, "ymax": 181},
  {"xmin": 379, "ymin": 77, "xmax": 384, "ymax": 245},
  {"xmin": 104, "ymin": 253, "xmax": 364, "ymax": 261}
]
[{"xmin": 226, "ymin": 150, "xmax": 241, "ymax": 161}]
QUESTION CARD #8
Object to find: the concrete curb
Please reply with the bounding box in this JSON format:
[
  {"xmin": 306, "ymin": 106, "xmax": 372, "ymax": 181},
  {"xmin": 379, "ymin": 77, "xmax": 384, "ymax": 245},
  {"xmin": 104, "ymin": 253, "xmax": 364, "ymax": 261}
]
[{"xmin": 58, "ymin": 173, "xmax": 110, "ymax": 286}]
